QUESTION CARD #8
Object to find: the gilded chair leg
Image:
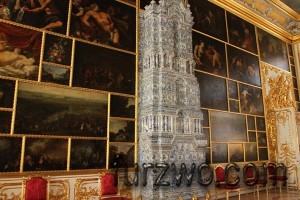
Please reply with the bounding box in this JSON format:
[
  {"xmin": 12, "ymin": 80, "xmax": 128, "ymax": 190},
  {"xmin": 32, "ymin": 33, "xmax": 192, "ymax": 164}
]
[
  {"xmin": 226, "ymin": 191, "xmax": 229, "ymax": 200},
  {"xmin": 238, "ymin": 190, "xmax": 240, "ymax": 200}
]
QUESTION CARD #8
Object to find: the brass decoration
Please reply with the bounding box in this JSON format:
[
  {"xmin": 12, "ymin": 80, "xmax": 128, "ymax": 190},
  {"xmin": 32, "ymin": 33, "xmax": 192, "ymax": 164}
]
[
  {"xmin": 137, "ymin": 195, "xmax": 143, "ymax": 200},
  {"xmin": 49, "ymin": 180, "xmax": 70, "ymax": 200},
  {"xmin": 119, "ymin": 184, "xmax": 132, "ymax": 199},
  {"xmin": 178, "ymin": 196, "xmax": 184, "ymax": 200},
  {"xmin": 205, "ymin": 191, "xmax": 211, "ymax": 200},
  {"xmin": 74, "ymin": 178, "xmax": 99, "ymax": 200},
  {"xmin": 0, "ymin": 182, "xmax": 22, "ymax": 200},
  {"xmin": 191, "ymin": 194, "xmax": 198, "ymax": 200},
  {"xmin": 296, "ymin": 113, "xmax": 300, "ymax": 125},
  {"xmin": 266, "ymin": 111, "xmax": 278, "ymax": 162}
]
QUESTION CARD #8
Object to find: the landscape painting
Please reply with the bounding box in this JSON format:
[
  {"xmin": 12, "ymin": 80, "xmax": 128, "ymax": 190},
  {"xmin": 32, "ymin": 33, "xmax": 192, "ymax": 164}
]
[
  {"xmin": 15, "ymin": 82, "xmax": 108, "ymax": 137},
  {"xmin": 189, "ymin": 0, "xmax": 227, "ymax": 41},
  {"xmin": 0, "ymin": 78, "xmax": 14, "ymax": 108},
  {"xmin": 110, "ymin": 95, "xmax": 135, "ymax": 118},
  {"xmin": 245, "ymin": 143, "xmax": 258, "ymax": 161},
  {"xmin": 229, "ymin": 144, "xmax": 244, "ymax": 162},
  {"xmin": 0, "ymin": 136, "xmax": 22, "ymax": 172},
  {"xmin": 109, "ymin": 144, "xmax": 134, "ymax": 168},
  {"xmin": 41, "ymin": 64, "xmax": 70, "ymax": 85},
  {"xmin": 23, "ymin": 138, "xmax": 68, "ymax": 171},
  {"xmin": 70, "ymin": 139, "xmax": 106, "ymax": 170},
  {"xmin": 211, "ymin": 111, "xmax": 247, "ymax": 142},
  {"xmin": 73, "ymin": 42, "xmax": 135, "ymax": 95},
  {"xmin": 227, "ymin": 12, "xmax": 257, "ymax": 54},
  {"xmin": 228, "ymin": 46, "xmax": 260, "ymax": 86},
  {"xmin": 0, "ymin": 22, "xmax": 42, "ymax": 80},
  {"xmin": 258, "ymin": 28, "xmax": 289, "ymax": 71},
  {"xmin": 0, "ymin": 111, "xmax": 11, "ymax": 133},
  {"xmin": 192, "ymin": 32, "xmax": 226, "ymax": 77},
  {"xmin": 212, "ymin": 143, "xmax": 228, "ymax": 163},
  {"xmin": 0, "ymin": 0, "xmax": 69, "ymax": 34},
  {"xmin": 196, "ymin": 72, "xmax": 228, "ymax": 111},
  {"xmin": 239, "ymin": 84, "xmax": 264, "ymax": 116},
  {"xmin": 110, "ymin": 120, "xmax": 135, "ymax": 143},
  {"xmin": 70, "ymin": 0, "xmax": 136, "ymax": 52}
]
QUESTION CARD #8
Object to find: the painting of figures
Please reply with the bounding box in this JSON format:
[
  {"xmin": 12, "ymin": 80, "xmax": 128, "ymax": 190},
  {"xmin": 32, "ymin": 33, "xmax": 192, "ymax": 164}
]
[
  {"xmin": 228, "ymin": 80, "xmax": 238, "ymax": 99},
  {"xmin": 192, "ymin": 32, "xmax": 227, "ymax": 77},
  {"xmin": 70, "ymin": 139, "xmax": 106, "ymax": 170},
  {"xmin": 248, "ymin": 131, "xmax": 256, "ymax": 142},
  {"xmin": 43, "ymin": 34, "xmax": 72, "ymax": 66},
  {"xmin": 211, "ymin": 111, "xmax": 247, "ymax": 142},
  {"xmin": 0, "ymin": 0, "xmax": 69, "ymax": 34},
  {"xmin": 239, "ymin": 84, "xmax": 264, "ymax": 116},
  {"xmin": 258, "ymin": 28, "xmax": 289, "ymax": 71},
  {"xmin": 109, "ymin": 144, "xmax": 134, "ymax": 168},
  {"xmin": 227, "ymin": 12, "xmax": 257, "ymax": 54},
  {"xmin": 110, "ymin": 95, "xmax": 135, "ymax": 118},
  {"xmin": 229, "ymin": 144, "xmax": 244, "ymax": 162},
  {"xmin": 73, "ymin": 42, "xmax": 135, "ymax": 95},
  {"xmin": 0, "ymin": 22, "xmax": 42, "ymax": 80},
  {"xmin": 247, "ymin": 116, "xmax": 255, "ymax": 130},
  {"xmin": 258, "ymin": 132, "xmax": 267, "ymax": 147},
  {"xmin": 189, "ymin": 0, "xmax": 227, "ymax": 41},
  {"xmin": 41, "ymin": 64, "xmax": 70, "ymax": 85},
  {"xmin": 0, "ymin": 111, "xmax": 11, "ymax": 133},
  {"xmin": 229, "ymin": 100, "xmax": 239, "ymax": 113},
  {"xmin": 256, "ymin": 117, "xmax": 266, "ymax": 131},
  {"xmin": 0, "ymin": 136, "xmax": 22, "ymax": 172},
  {"xmin": 70, "ymin": 0, "xmax": 136, "ymax": 52},
  {"xmin": 259, "ymin": 148, "xmax": 268, "ymax": 161},
  {"xmin": 23, "ymin": 138, "xmax": 68, "ymax": 171},
  {"xmin": 15, "ymin": 82, "xmax": 108, "ymax": 137},
  {"xmin": 212, "ymin": 143, "xmax": 227, "ymax": 163},
  {"xmin": 0, "ymin": 78, "xmax": 14, "ymax": 108},
  {"xmin": 245, "ymin": 143, "xmax": 257, "ymax": 161},
  {"xmin": 228, "ymin": 46, "xmax": 260, "ymax": 86},
  {"xmin": 196, "ymin": 72, "xmax": 227, "ymax": 111},
  {"xmin": 110, "ymin": 119, "xmax": 135, "ymax": 143}
]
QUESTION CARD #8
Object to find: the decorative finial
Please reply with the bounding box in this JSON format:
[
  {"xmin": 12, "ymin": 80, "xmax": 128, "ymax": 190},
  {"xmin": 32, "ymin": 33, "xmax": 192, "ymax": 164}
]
[
  {"xmin": 191, "ymin": 194, "xmax": 198, "ymax": 200},
  {"xmin": 205, "ymin": 191, "xmax": 211, "ymax": 200}
]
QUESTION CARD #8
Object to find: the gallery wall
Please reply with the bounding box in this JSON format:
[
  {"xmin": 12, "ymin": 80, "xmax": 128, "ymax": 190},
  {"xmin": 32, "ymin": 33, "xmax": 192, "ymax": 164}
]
[{"xmin": 0, "ymin": 0, "xmax": 297, "ymax": 175}]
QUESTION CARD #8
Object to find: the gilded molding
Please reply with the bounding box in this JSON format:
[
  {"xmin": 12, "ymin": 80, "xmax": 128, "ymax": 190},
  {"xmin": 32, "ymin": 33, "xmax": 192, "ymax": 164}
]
[
  {"xmin": 74, "ymin": 178, "xmax": 99, "ymax": 200},
  {"xmin": 0, "ymin": 182, "xmax": 22, "ymax": 200},
  {"xmin": 296, "ymin": 113, "xmax": 300, "ymax": 125},
  {"xmin": 49, "ymin": 180, "xmax": 70, "ymax": 200}
]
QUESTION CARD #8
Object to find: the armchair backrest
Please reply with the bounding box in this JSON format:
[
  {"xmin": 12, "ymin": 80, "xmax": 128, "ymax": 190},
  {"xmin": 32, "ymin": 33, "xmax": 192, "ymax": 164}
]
[
  {"xmin": 267, "ymin": 162, "xmax": 276, "ymax": 176},
  {"xmin": 215, "ymin": 166, "xmax": 225, "ymax": 183},
  {"xmin": 100, "ymin": 172, "xmax": 118, "ymax": 196},
  {"xmin": 24, "ymin": 177, "xmax": 48, "ymax": 200}
]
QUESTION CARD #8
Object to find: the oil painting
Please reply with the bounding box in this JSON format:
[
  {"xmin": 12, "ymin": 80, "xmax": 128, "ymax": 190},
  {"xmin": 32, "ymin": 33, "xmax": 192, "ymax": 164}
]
[
  {"xmin": 212, "ymin": 143, "xmax": 227, "ymax": 163},
  {"xmin": 15, "ymin": 82, "xmax": 108, "ymax": 137},
  {"xmin": 192, "ymin": 32, "xmax": 226, "ymax": 77},
  {"xmin": 0, "ymin": 136, "xmax": 22, "ymax": 172},
  {"xmin": 211, "ymin": 111, "xmax": 247, "ymax": 142},
  {"xmin": 201, "ymin": 109, "xmax": 209, "ymax": 127},
  {"xmin": 196, "ymin": 72, "xmax": 227, "ymax": 111},
  {"xmin": 73, "ymin": 42, "xmax": 135, "ymax": 95},
  {"xmin": 0, "ymin": 0, "xmax": 69, "ymax": 34},
  {"xmin": 229, "ymin": 143, "xmax": 244, "ymax": 162},
  {"xmin": 41, "ymin": 64, "xmax": 70, "ymax": 85},
  {"xmin": 70, "ymin": 139, "xmax": 106, "ymax": 170},
  {"xmin": 227, "ymin": 12, "xmax": 257, "ymax": 54},
  {"xmin": 228, "ymin": 46, "xmax": 260, "ymax": 86},
  {"xmin": 229, "ymin": 100, "xmax": 239, "ymax": 113},
  {"xmin": 258, "ymin": 132, "xmax": 267, "ymax": 147},
  {"xmin": 70, "ymin": 0, "xmax": 136, "ymax": 52},
  {"xmin": 0, "ymin": 78, "xmax": 14, "ymax": 108},
  {"xmin": 245, "ymin": 143, "xmax": 257, "ymax": 161},
  {"xmin": 248, "ymin": 131, "xmax": 256, "ymax": 142},
  {"xmin": 239, "ymin": 84, "xmax": 264, "ymax": 116},
  {"xmin": 259, "ymin": 148, "xmax": 268, "ymax": 161},
  {"xmin": 110, "ymin": 95, "xmax": 135, "ymax": 118},
  {"xmin": 109, "ymin": 119, "xmax": 135, "ymax": 143},
  {"xmin": 23, "ymin": 138, "xmax": 68, "ymax": 171},
  {"xmin": 258, "ymin": 28, "xmax": 289, "ymax": 71},
  {"xmin": 256, "ymin": 117, "xmax": 266, "ymax": 131},
  {"xmin": 247, "ymin": 115, "xmax": 255, "ymax": 130},
  {"xmin": 203, "ymin": 128, "xmax": 210, "ymax": 147},
  {"xmin": 288, "ymin": 44, "xmax": 293, "ymax": 57},
  {"xmin": 228, "ymin": 80, "xmax": 238, "ymax": 99},
  {"xmin": 189, "ymin": 0, "xmax": 227, "ymax": 41},
  {"xmin": 109, "ymin": 144, "xmax": 134, "ymax": 168},
  {"xmin": 0, "ymin": 22, "xmax": 42, "ymax": 80},
  {"xmin": 0, "ymin": 111, "xmax": 11, "ymax": 133},
  {"xmin": 140, "ymin": 0, "xmax": 158, "ymax": 9}
]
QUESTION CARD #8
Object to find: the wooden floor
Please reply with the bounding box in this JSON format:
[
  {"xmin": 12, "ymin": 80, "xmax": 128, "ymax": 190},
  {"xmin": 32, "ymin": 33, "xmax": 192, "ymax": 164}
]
[{"xmin": 220, "ymin": 188, "xmax": 300, "ymax": 200}]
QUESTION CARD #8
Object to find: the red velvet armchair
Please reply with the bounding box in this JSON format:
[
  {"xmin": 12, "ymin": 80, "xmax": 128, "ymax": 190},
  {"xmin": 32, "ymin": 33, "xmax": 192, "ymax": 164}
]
[{"xmin": 23, "ymin": 176, "xmax": 49, "ymax": 200}]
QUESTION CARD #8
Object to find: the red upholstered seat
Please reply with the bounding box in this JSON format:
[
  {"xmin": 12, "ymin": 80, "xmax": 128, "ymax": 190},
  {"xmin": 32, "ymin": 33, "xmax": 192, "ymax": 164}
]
[
  {"xmin": 25, "ymin": 177, "xmax": 47, "ymax": 200},
  {"xmin": 216, "ymin": 183, "xmax": 240, "ymax": 190}
]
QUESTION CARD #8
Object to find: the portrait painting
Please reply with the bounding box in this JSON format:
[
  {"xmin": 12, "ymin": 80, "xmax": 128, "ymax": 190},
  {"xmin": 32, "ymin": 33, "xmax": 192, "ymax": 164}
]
[
  {"xmin": 73, "ymin": 42, "xmax": 135, "ymax": 95},
  {"xmin": 248, "ymin": 131, "xmax": 256, "ymax": 142},
  {"xmin": 110, "ymin": 119, "xmax": 135, "ymax": 143},
  {"xmin": 110, "ymin": 95, "xmax": 135, "ymax": 118},
  {"xmin": 41, "ymin": 64, "xmax": 70, "ymax": 85},
  {"xmin": 203, "ymin": 128, "xmax": 210, "ymax": 147},
  {"xmin": 227, "ymin": 12, "xmax": 257, "ymax": 54},
  {"xmin": 70, "ymin": 139, "xmax": 106, "ymax": 170},
  {"xmin": 212, "ymin": 143, "xmax": 228, "ymax": 163},
  {"xmin": 0, "ymin": 0, "xmax": 69, "ymax": 34},
  {"xmin": 239, "ymin": 84, "xmax": 264, "ymax": 116},
  {"xmin": 23, "ymin": 138, "xmax": 68, "ymax": 171},
  {"xmin": 192, "ymin": 32, "xmax": 227, "ymax": 77},
  {"xmin": 229, "ymin": 100, "xmax": 239, "ymax": 113},
  {"xmin": 0, "ymin": 78, "xmax": 14, "ymax": 108},
  {"xmin": 0, "ymin": 111, "xmax": 11, "ymax": 133},
  {"xmin": 109, "ymin": 144, "xmax": 134, "ymax": 168},
  {"xmin": 201, "ymin": 109, "xmax": 209, "ymax": 127},
  {"xmin": 257, "ymin": 28, "xmax": 289, "ymax": 71},
  {"xmin": 256, "ymin": 117, "xmax": 266, "ymax": 131},
  {"xmin": 189, "ymin": 0, "xmax": 227, "ymax": 41},
  {"xmin": 196, "ymin": 72, "xmax": 227, "ymax": 111},
  {"xmin": 0, "ymin": 136, "xmax": 22, "ymax": 172},
  {"xmin": 15, "ymin": 82, "xmax": 108, "ymax": 137},
  {"xmin": 247, "ymin": 115, "xmax": 255, "ymax": 130},
  {"xmin": 43, "ymin": 34, "xmax": 72, "ymax": 66},
  {"xmin": 140, "ymin": 0, "xmax": 158, "ymax": 9},
  {"xmin": 228, "ymin": 80, "xmax": 238, "ymax": 99},
  {"xmin": 258, "ymin": 132, "xmax": 267, "ymax": 147},
  {"xmin": 295, "ymin": 89, "xmax": 299, "ymax": 102},
  {"xmin": 288, "ymin": 44, "xmax": 293, "ymax": 57},
  {"xmin": 259, "ymin": 148, "xmax": 268, "ymax": 161},
  {"xmin": 245, "ymin": 143, "xmax": 257, "ymax": 161},
  {"xmin": 205, "ymin": 148, "xmax": 211, "ymax": 164},
  {"xmin": 228, "ymin": 46, "xmax": 260, "ymax": 86},
  {"xmin": 229, "ymin": 144, "xmax": 244, "ymax": 162},
  {"xmin": 70, "ymin": 0, "xmax": 136, "ymax": 52},
  {"xmin": 211, "ymin": 111, "xmax": 247, "ymax": 142},
  {"xmin": 0, "ymin": 22, "xmax": 42, "ymax": 80}
]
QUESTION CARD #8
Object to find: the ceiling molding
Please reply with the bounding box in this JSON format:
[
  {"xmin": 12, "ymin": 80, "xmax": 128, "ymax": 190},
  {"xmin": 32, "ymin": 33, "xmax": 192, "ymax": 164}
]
[{"xmin": 270, "ymin": 0, "xmax": 299, "ymax": 20}]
